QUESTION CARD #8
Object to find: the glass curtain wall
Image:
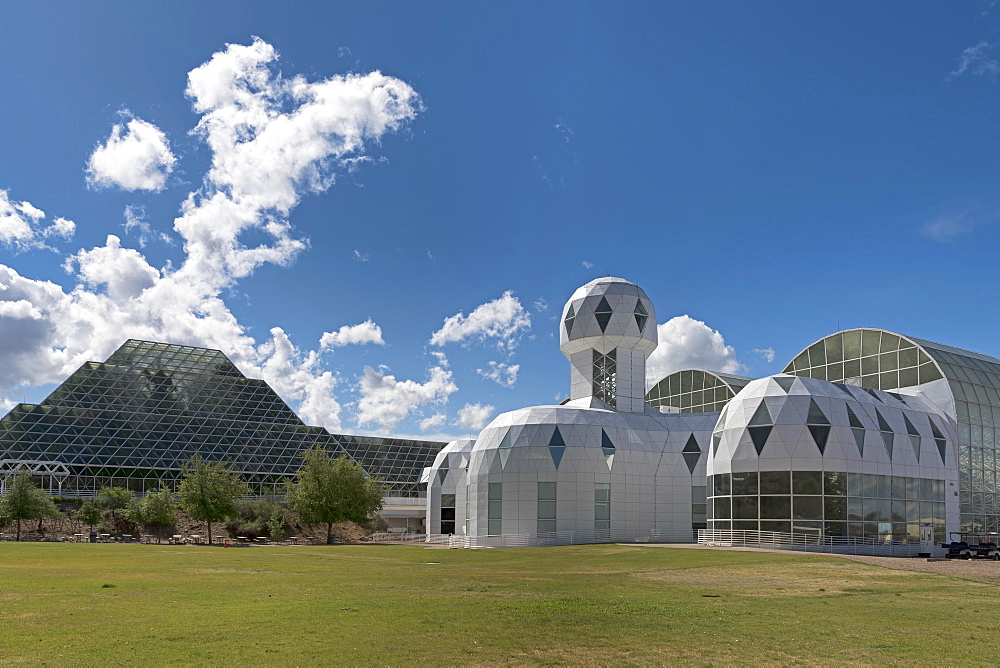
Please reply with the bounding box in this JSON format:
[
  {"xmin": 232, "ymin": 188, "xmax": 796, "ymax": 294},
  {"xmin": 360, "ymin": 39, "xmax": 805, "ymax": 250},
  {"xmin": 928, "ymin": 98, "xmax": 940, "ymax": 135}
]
[
  {"xmin": 784, "ymin": 329, "xmax": 1000, "ymax": 534},
  {"xmin": 708, "ymin": 470, "xmax": 947, "ymax": 543},
  {"xmin": 646, "ymin": 370, "xmax": 753, "ymax": 413},
  {"xmin": 0, "ymin": 340, "xmax": 445, "ymax": 497}
]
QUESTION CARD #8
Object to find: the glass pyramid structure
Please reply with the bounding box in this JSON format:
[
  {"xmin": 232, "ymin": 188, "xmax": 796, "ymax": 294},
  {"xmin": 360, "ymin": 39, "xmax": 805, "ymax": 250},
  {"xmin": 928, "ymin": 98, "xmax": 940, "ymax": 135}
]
[{"xmin": 0, "ymin": 340, "xmax": 444, "ymax": 498}]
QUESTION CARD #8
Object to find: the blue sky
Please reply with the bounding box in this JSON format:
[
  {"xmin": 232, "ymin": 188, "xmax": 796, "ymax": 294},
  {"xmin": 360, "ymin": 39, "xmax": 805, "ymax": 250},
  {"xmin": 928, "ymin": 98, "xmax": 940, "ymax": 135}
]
[{"xmin": 0, "ymin": 2, "xmax": 998, "ymax": 440}]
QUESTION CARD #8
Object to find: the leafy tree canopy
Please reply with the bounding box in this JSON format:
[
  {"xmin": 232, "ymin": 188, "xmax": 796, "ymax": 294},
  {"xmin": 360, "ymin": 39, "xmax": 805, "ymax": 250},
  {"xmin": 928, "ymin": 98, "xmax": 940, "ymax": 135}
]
[
  {"xmin": 286, "ymin": 447, "xmax": 384, "ymax": 542},
  {"xmin": 177, "ymin": 457, "xmax": 248, "ymax": 543},
  {"xmin": 0, "ymin": 470, "xmax": 61, "ymax": 540},
  {"xmin": 76, "ymin": 499, "xmax": 103, "ymax": 530},
  {"xmin": 98, "ymin": 486, "xmax": 133, "ymax": 511}
]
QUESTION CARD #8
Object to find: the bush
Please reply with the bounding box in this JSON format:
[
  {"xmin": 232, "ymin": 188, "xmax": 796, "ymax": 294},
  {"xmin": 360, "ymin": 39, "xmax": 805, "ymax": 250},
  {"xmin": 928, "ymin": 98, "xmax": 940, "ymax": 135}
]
[
  {"xmin": 227, "ymin": 497, "xmax": 291, "ymax": 539},
  {"xmin": 267, "ymin": 517, "xmax": 285, "ymax": 542},
  {"xmin": 364, "ymin": 514, "xmax": 389, "ymax": 533}
]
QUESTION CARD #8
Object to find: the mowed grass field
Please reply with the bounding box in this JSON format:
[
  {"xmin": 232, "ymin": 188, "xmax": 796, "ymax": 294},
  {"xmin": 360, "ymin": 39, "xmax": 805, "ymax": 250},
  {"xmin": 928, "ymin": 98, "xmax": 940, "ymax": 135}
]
[{"xmin": 0, "ymin": 544, "xmax": 998, "ymax": 665}]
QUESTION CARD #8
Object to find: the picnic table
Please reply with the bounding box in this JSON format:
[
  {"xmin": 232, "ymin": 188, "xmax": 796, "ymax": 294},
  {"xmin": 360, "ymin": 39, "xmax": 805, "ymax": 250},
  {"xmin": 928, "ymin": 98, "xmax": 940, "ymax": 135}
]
[
  {"xmin": 99, "ymin": 534, "xmax": 111, "ymax": 543},
  {"xmin": 72, "ymin": 533, "xmax": 85, "ymax": 542}
]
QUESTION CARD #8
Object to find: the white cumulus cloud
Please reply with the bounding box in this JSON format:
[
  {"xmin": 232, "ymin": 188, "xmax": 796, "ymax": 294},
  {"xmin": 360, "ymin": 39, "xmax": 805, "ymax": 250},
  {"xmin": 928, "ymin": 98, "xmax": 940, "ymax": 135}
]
[
  {"xmin": 320, "ymin": 319, "xmax": 385, "ymax": 349},
  {"xmin": 418, "ymin": 413, "xmax": 446, "ymax": 431},
  {"xmin": 86, "ymin": 115, "xmax": 177, "ymax": 191},
  {"xmin": 355, "ymin": 361, "xmax": 458, "ymax": 433},
  {"xmin": 429, "ymin": 291, "xmax": 531, "ymax": 351},
  {"xmin": 0, "ymin": 190, "xmax": 75, "ymax": 251},
  {"xmin": 258, "ymin": 327, "xmax": 342, "ymax": 431},
  {"xmin": 0, "ymin": 38, "xmax": 421, "ymax": 431},
  {"xmin": 477, "ymin": 360, "xmax": 519, "ymax": 388},
  {"xmin": 645, "ymin": 315, "xmax": 742, "ymax": 388},
  {"xmin": 456, "ymin": 402, "xmax": 493, "ymax": 431},
  {"xmin": 752, "ymin": 347, "xmax": 776, "ymax": 364}
]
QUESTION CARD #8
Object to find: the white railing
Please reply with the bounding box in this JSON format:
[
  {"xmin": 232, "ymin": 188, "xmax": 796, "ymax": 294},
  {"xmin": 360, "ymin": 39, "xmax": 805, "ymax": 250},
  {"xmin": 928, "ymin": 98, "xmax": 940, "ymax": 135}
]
[
  {"xmin": 382, "ymin": 497, "xmax": 426, "ymax": 507},
  {"xmin": 371, "ymin": 528, "xmax": 937, "ymax": 555},
  {"xmin": 371, "ymin": 528, "xmax": 700, "ymax": 548},
  {"xmin": 696, "ymin": 529, "xmax": 930, "ymax": 557}
]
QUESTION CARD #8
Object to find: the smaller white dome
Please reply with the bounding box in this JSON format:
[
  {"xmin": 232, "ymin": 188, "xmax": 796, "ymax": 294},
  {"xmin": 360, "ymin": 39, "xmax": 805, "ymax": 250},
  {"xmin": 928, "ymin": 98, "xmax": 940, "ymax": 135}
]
[{"xmin": 560, "ymin": 277, "xmax": 657, "ymax": 357}]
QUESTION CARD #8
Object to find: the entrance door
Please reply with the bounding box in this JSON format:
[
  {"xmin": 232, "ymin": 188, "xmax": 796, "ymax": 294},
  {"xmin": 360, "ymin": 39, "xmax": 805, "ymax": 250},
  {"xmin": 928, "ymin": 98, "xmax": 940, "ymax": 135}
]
[{"xmin": 919, "ymin": 524, "xmax": 934, "ymax": 554}]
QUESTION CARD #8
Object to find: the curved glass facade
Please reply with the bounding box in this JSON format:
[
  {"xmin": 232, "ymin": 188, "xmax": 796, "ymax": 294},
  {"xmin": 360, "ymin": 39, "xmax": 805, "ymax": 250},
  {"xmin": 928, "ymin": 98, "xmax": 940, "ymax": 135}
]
[
  {"xmin": 785, "ymin": 329, "xmax": 1000, "ymax": 534},
  {"xmin": 645, "ymin": 369, "xmax": 753, "ymax": 413},
  {"xmin": 708, "ymin": 470, "xmax": 947, "ymax": 543}
]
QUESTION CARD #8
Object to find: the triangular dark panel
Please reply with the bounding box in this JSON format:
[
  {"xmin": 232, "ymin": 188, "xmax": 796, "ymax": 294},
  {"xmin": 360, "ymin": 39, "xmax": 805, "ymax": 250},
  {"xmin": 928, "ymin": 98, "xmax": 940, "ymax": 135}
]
[
  {"xmin": 876, "ymin": 409, "xmax": 892, "ymax": 433},
  {"xmin": 549, "ymin": 426, "xmax": 565, "ymax": 447},
  {"xmin": 808, "ymin": 425, "xmax": 831, "ymax": 454},
  {"xmin": 846, "ymin": 404, "xmax": 864, "ymax": 429},
  {"xmin": 549, "ymin": 445, "xmax": 565, "ymax": 469},
  {"xmin": 682, "ymin": 434, "xmax": 701, "ymax": 453},
  {"xmin": 564, "ymin": 304, "xmax": 575, "ymax": 337},
  {"xmin": 749, "ymin": 402, "xmax": 772, "ymax": 426},
  {"xmin": 807, "ymin": 399, "xmax": 830, "ymax": 425},
  {"xmin": 748, "ymin": 426, "xmax": 771, "ymax": 455},
  {"xmin": 774, "ymin": 377, "xmax": 796, "ymax": 394},
  {"xmin": 935, "ymin": 438, "xmax": 946, "ymax": 464},
  {"xmin": 852, "ymin": 428, "xmax": 865, "ymax": 456},
  {"xmin": 601, "ymin": 429, "xmax": 615, "ymax": 450},
  {"xmin": 634, "ymin": 299, "xmax": 648, "ymax": 333},
  {"xmin": 595, "ymin": 296, "xmax": 613, "ymax": 332},
  {"xmin": 881, "ymin": 431, "xmax": 894, "ymax": 458},
  {"xmin": 682, "ymin": 451, "xmax": 701, "ymax": 475}
]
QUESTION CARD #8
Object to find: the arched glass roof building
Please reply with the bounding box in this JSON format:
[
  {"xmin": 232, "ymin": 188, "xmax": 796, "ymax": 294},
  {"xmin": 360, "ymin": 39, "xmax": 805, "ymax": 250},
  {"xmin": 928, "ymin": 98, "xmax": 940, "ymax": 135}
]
[
  {"xmin": 783, "ymin": 328, "xmax": 1000, "ymax": 534},
  {"xmin": 645, "ymin": 369, "xmax": 754, "ymax": 413}
]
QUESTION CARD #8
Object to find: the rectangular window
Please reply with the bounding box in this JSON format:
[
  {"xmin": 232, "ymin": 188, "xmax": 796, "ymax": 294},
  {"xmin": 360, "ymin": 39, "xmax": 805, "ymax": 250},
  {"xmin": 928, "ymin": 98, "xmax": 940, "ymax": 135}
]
[
  {"xmin": 760, "ymin": 471, "xmax": 790, "ymax": 495},
  {"xmin": 595, "ymin": 483, "xmax": 611, "ymax": 539},
  {"xmin": 488, "ymin": 482, "xmax": 502, "ymax": 536},
  {"xmin": 538, "ymin": 482, "xmax": 556, "ymax": 534},
  {"xmin": 440, "ymin": 493, "xmax": 456, "ymax": 534},
  {"xmin": 691, "ymin": 485, "xmax": 707, "ymax": 530},
  {"xmin": 732, "ymin": 471, "xmax": 758, "ymax": 495}
]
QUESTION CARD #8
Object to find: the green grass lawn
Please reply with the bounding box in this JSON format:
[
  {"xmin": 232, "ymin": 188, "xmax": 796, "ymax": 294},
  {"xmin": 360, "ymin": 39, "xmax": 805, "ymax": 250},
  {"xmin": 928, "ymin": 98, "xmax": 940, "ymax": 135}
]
[{"xmin": 0, "ymin": 543, "xmax": 997, "ymax": 665}]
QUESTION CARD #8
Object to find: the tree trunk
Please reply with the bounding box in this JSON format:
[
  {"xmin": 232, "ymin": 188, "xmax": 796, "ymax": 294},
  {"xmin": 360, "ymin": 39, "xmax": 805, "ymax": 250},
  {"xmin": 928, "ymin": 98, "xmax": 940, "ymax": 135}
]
[
  {"xmin": 16, "ymin": 518, "xmax": 21, "ymax": 542},
  {"xmin": 207, "ymin": 521, "xmax": 212, "ymax": 545},
  {"xmin": 327, "ymin": 522, "xmax": 333, "ymax": 545}
]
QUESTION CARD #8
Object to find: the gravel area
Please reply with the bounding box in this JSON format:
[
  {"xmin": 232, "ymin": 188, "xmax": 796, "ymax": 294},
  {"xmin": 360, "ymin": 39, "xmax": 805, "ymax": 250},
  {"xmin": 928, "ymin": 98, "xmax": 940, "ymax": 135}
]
[
  {"xmin": 837, "ymin": 554, "xmax": 1000, "ymax": 583},
  {"xmin": 629, "ymin": 542, "xmax": 1000, "ymax": 584}
]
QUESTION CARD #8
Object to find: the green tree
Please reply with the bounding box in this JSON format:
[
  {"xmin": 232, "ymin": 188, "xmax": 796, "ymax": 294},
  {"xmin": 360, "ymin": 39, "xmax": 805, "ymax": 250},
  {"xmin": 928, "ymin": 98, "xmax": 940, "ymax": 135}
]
[
  {"xmin": 76, "ymin": 499, "xmax": 103, "ymax": 532},
  {"xmin": 286, "ymin": 447, "xmax": 384, "ymax": 544},
  {"xmin": 98, "ymin": 486, "xmax": 133, "ymax": 521},
  {"xmin": 0, "ymin": 470, "xmax": 61, "ymax": 541},
  {"xmin": 177, "ymin": 457, "xmax": 248, "ymax": 544},
  {"xmin": 126, "ymin": 488, "xmax": 178, "ymax": 543}
]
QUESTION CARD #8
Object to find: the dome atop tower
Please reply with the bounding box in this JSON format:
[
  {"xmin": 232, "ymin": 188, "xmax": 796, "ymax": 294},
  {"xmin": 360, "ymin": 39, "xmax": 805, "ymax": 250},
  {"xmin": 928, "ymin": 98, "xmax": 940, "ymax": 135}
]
[{"xmin": 560, "ymin": 277, "xmax": 657, "ymax": 358}]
